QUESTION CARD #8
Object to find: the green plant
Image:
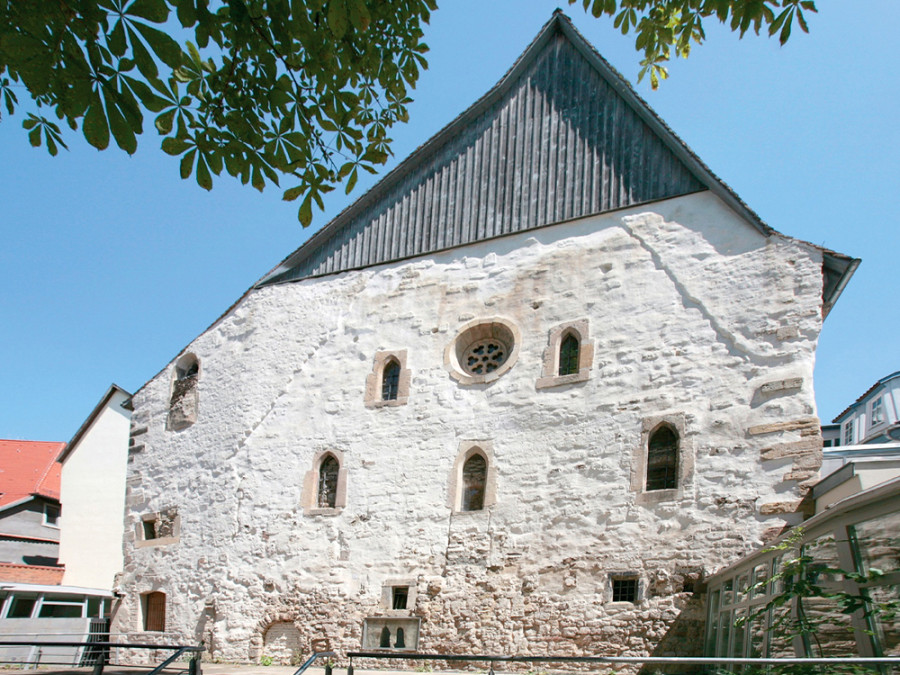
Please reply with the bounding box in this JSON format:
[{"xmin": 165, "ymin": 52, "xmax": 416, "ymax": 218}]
[
  {"xmin": 733, "ymin": 527, "xmax": 898, "ymax": 675},
  {"xmin": 259, "ymin": 655, "xmax": 273, "ymax": 667}
]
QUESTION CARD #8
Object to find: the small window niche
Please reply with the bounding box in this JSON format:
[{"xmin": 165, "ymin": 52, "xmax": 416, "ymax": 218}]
[
  {"xmin": 302, "ymin": 449, "xmax": 348, "ymax": 515},
  {"xmin": 141, "ymin": 591, "xmax": 166, "ymax": 632},
  {"xmin": 167, "ymin": 353, "xmax": 200, "ymax": 431},
  {"xmin": 536, "ymin": 319, "xmax": 594, "ymax": 389},
  {"xmin": 362, "ymin": 617, "xmax": 420, "ymax": 651},
  {"xmin": 136, "ymin": 508, "xmax": 180, "ymax": 547},
  {"xmin": 609, "ymin": 575, "xmax": 640, "ymax": 604},
  {"xmin": 365, "ymin": 351, "xmax": 411, "ymax": 408},
  {"xmin": 43, "ymin": 503, "xmax": 61, "ymax": 528},
  {"xmin": 381, "ymin": 579, "xmax": 417, "ymax": 614},
  {"xmin": 448, "ymin": 441, "xmax": 498, "ymax": 513},
  {"xmin": 632, "ymin": 414, "xmax": 692, "ymax": 505}
]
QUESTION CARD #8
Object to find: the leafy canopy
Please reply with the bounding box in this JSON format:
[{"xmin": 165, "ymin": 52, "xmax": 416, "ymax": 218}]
[{"xmin": 0, "ymin": 0, "xmax": 815, "ymax": 225}]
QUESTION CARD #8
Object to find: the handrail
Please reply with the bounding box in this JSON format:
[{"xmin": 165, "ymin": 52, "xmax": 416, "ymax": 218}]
[
  {"xmin": 0, "ymin": 639, "xmax": 203, "ymax": 675},
  {"xmin": 293, "ymin": 650, "xmax": 336, "ymax": 675},
  {"xmin": 346, "ymin": 651, "xmax": 900, "ymax": 666}
]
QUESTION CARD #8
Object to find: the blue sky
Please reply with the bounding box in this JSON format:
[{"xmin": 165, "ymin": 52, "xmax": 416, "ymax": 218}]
[{"xmin": 1, "ymin": 1, "xmax": 897, "ymax": 442}]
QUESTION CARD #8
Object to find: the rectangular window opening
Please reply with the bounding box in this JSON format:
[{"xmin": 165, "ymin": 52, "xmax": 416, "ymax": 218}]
[
  {"xmin": 142, "ymin": 518, "xmax": 158, "ymax": 540},
  {"xmin": 392, "ymin": 586, "xmax": 409, "ymax": 610},
  {"xmin": 611, "ymin": 577, "xmax": 638, "ymax": 603},
  {"xmin": 44, "ymin": 504, "xmax": 60, "ymax": 527}
]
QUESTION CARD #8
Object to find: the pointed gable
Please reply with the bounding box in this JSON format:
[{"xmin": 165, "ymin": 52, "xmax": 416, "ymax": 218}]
[
  {"xmin": 261, "ymin": 13, "xmax": 709, "ymax": 286},
  {"xmin": 259, "ymin": 13, "xmax": 857, "ymax": 317}
]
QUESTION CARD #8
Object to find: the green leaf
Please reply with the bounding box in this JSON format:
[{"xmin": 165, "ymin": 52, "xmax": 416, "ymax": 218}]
[
  {"xmin": 135, "ymin": 23, "xmax": 184, "ymax": 69},
  {"xmin": 83, "ymin": 93, "xmax": 111, "ymax": 150},
  {"xmin": 347, "ymin": 0, "xmax": 371, "ymax": 31},
  {"xmin": 128, "ymin": 26, "xmax": 159, "ymax": 80},
  {"xmin": 180, "ymin": 148, "xmax": 196, "ymax": 178},
  {"xmin": 282, "ymin": 185, "xmax": 305, "ymax": 202},
  {"xmin": 155, "ymin": 109, "xmax": 176, "ymax": 134},
  {"xmin": 298, "ymin": 193, "xmax": 313, "ymax": 226},
  {"xmin": 162, "ymin": 136, "xmax": 191, "ymax": 155},
  {"xmin": 196, "ymin": 154, "xmax": 212, "ymax": 190},
  {"xmin": 105, "ymin": 92, "xmax": 138, "ymax": 154},
  {"xmin": 45, "ymin": 132, "xmax": 59, "ymax": 157},
  {"xmin": 345, "ymin": 167, "xmax": 358, "ymax": 194},
  {"xmin": 28, "ymin": 125, "xmax": 41, "ymax": 147},
  {"xmin": 126, "ymin": 0, "xmax": 169, "ymax": 24},
  {"xmin": 108, "ymin": 20, "xmax": 128, "ymax": 57},
  {"xmin": 328, "ymin": 0, "xmax": 349, "ymax": 38},
  {"xmin": 22, "ymin": 116, "xmax": 39, "ymax": 130}
]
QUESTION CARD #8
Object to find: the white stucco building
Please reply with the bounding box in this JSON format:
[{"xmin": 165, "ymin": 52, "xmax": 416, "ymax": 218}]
[{"xmin": 110, "ymin": 13, "xmax": 858, "ymax": 664}]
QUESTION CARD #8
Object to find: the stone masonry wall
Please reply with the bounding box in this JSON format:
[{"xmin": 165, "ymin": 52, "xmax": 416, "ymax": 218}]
[{"xmin": 112, "ymin": 192, "xmax": 826, "ymax": 664}]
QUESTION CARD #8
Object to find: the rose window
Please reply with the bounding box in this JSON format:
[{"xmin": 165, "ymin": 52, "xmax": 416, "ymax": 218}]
[{"xmin": 462, "ymin": 339, "xmax": 508, "ymax": 375}]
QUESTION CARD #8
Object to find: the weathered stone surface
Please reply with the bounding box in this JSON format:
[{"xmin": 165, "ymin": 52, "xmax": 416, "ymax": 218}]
[
  {"xmin": 111, "ymin": 193, "xmax": 828, "ymax": 662},
  {"xmin": 747, "ymin": 418, "xmax": 820, "ymax": 436}
]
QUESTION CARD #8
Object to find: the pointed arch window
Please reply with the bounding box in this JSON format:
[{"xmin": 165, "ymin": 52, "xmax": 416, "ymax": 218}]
[
  {"xmin": 365, "ymin": 350, "xmax": 411, "ymax": 407},
  {"xmin": 317, "ymin": 455, "xmax": 339, "ymax": 508},
  {"xmin": 168, "ymin": 353, "xmax": 200, "ymax": 430},
  {"xmin": 382, "ymin": 359, "xmax": 401, "ymax": 401},
  {"xmin": 303, "ymin": 449, "xmax": 347, "ymax": 514},
  {"xmin": 646, "ymin": 426, "xmax": 678, "ymax": 491},
  {"xmin": 558, "ymin": 333, "xmax": 580, "ymax": 376}
]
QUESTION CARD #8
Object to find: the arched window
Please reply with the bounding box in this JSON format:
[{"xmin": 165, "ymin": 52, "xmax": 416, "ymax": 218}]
[
  {"xmin": 379, "ymin": 626, "xmax": 391, "ymax": 648},
  {"xmin": 461, "ymin": 454, "xmax": 487, "ymax": 511},
  {"xmin": 382, "ymin": 359, "xmax": 401, "ymax": 401},
  {"xmin": 646, "ymin": 426, "xmax": 678, "ymax": 491},
  {"xmin": 168, "ymin": 353, "xmax": 200, "ymax": 430},
  {"xmin": 558, "ymin": 333, "xmax": 580, "ymax": 376},
  {"xmin": 318, "ymin": 455, "xmax": 339, "ymax": 508},
  {"xmin": 395, "ymin": 627, "xmax": 406, "ymax": 649}
]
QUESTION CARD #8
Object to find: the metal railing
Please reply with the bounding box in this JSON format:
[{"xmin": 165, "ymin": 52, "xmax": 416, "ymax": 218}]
[
  {"xmin": 293, "ymin": 650, "xmax": 336, "ymax": 675},
  {"xmin": 345, "ymin": 651, "xmax": 900, "ymax": 673},
  {"xmin": 0, "ymin": 640, "xmax": 203, "ymax": 675}
]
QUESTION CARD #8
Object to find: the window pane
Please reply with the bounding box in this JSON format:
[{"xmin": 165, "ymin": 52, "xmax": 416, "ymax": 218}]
[
  {"xmin": 318, "ymin": 456, "xmax": 339, "ymax": 509},
  {"xmin": 852, "ymin": 512, "xmax": 900, "ymax": 575},
  {"xmin": 8, "ymin": 597, "xmax": 35, "ymax": 618},
  {"xmin": 646, "ymin": 426, "xmax": 678, "ymax": 491},
  {"xmin": 558, "ymin": 334, "xmax": 579, "ymax": 376},
  {"xmin": 382, "ymin": 361, "xmax": 400, "ymax": 401},
  {"xmin": 39, "ymin": 603, "xmax": 83, "ymax": 618},
  {"xmin": 461, "ymin": 455, "xmax": 486, "ymax": 511}
]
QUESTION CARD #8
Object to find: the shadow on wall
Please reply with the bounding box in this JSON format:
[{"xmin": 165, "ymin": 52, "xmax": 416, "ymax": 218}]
[{"xmin": 639, "ymin": 594, "xmax": 707, "ymax": 675}]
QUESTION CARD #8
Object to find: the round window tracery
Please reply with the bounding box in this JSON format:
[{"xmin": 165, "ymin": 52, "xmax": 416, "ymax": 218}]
[
  {"xmin": 463, "ymin": 338, "xmax": 509, "ymax": 375},
  {"xmin": 445, "ymin": 317, "xmax": 520, "ymax": 385}
]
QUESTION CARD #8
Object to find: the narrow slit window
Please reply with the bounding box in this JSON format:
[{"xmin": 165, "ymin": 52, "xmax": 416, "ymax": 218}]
[
  {"xmin": 318, "ymin": 455, "xmax": 339, "ymax": 509},
  {"xmin": 558, "ymin": 333, "xmax": 580, "ymax": 376},
  {"xmin": 382, "ymin": 360, "xmax": 401, "ymax": 401},
  {"xmin": 462, "ymin": 454, "xmax": 487, "ymax": 512},
  {"xmin": 646, "ymin": 426, "xmax": 678, "ymax": 491}
]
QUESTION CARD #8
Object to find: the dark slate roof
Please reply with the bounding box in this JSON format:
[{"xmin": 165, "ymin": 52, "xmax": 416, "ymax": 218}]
[{"xmin": 258, "ymin": 12, "xmax": 857, "ymax": 316}]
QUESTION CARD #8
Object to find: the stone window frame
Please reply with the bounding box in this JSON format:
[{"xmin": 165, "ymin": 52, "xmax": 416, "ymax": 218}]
[
  {"xmin": 167, "ymin": 352, "xmax": 200, "ymax": 431},
  {"xmin": 135, "ymin": 508, "xmax": 180, "ymax": 548},
  {"xmin": 448, "ymin": 441, "xmax": 498, "ymax": 513},
  {"xmin": 444, "ymin": 317, "xmax": 522, "ymax": 386},
  {"xmin": 631, "ymin": 414, "xmax": 693, "ymax": 506},
  {"xmin": 365, "ymin": 350, "xmax": 411, "ymax": 408},
  {"xmin": 380, "ymin": 577, "xmax": 418, "ymax": 614},
  {"xmin": 301, "ymin": 449, "xmax": 348, "ymax": 516},
  {"xmin": 536, "ymin": 319, "xmax": 595, "ymax": 389}
]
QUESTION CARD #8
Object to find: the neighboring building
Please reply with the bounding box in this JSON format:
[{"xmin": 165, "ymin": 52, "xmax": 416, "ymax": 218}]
[
  {"xmin": 0, "ymin": 440, "xmax": 65, "ymax": 584},
  {"xmin": 704, "ymin": 452, "xmax": 900, "ymax": 659},
  {"xmin": 111, "ymin": 13, "xmax": 858, "ymax": 664},
  {"xmin": 0, "ymin": 386, "xmax": 131, "ymax": 667},
  {"xmin": 833, "ymin": 371, "xmax": 900, "ymax": 446},
  {"xmin": 57, "ymin": 384, "xmax": 132, "ymax": 591}
]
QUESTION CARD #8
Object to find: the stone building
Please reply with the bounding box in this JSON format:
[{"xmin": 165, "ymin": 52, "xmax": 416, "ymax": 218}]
[{"xmin": 111, "ymin": 13, "xmax": 858, "ymax": 665}]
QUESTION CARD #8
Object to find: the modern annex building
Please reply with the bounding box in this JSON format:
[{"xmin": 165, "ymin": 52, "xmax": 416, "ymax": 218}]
[{"xmin": 110, "ymin": 13, "xmax": 858, "ymax": 663}]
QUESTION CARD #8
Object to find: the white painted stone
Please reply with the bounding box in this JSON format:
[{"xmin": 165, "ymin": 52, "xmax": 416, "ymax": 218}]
[{"xmin": 113, "ymin": 192, "xmax": 828, "ymax": 662}]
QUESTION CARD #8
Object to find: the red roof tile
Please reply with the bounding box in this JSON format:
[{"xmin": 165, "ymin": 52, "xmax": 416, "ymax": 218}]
[{"xmin": 0, "ymin": 440, "xmax": 64, "ymax": 508}]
